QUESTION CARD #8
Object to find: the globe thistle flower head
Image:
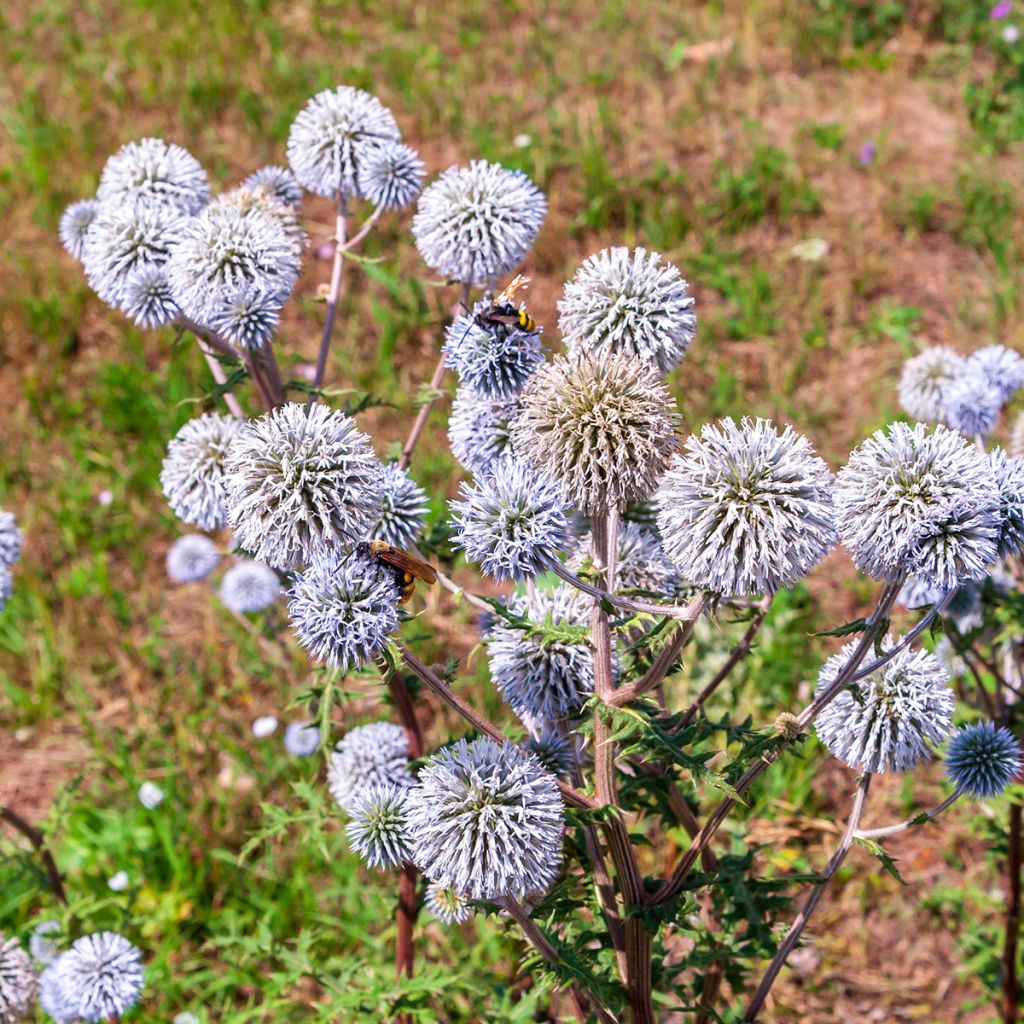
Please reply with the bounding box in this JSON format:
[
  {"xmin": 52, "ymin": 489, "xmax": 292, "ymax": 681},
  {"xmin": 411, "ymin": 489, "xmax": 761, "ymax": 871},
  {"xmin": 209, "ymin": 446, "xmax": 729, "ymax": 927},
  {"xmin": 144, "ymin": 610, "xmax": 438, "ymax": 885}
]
[
  {"xmin": 287, "ymin": 86, "xmax": 401, "ymax": 198},
  {"xmin": 288, "ymin": 553, "xmax": 400, "ymax": 671},
  {"xmin": 29, "ymin": 921, "xmax": 61, "ymax": 967},
  {"xmin": 0, "ymin": 935, "xmax": 36, "ymax": 1024},
  {"xmin": 55, "ymin": 931, "xmax": 143, "ymax": 1023},
  {"xmin": 0, "ymin": 567, "xmax": 13, "ymax": 613},
  {"xmin": 943, "ymin": 372, "xmax": 1001, "ymax": 438},
  {"xmin": 448, "ymin": 387, "xmax": 520, "ymax": 476},
  {"xmin": 39, "ymin": 962, "xmax": 78, "ymax": 1024},
  {"xmin": 165, "ymin": 534, "xmax": 220, "ymax": 584},
  {"xmin": 424, "ymin": 882, "xmax": 475, "ymax": 925},
  {"xmin": 568, "ymin": 521, "xmax": 677, "ymax": 595},
  {"xmin": 898, "ymin": 574, "xmax": 985, "ymax": 633},
  {"xmin": 242, "ymin": 165, "xmax": 304, "ymax": 207},
  {"xmin": 558, "ymin": 247, "xmax": 697, "ymax": 375},
  {"xmin": 283, "ymin": 720, "xmax": 320, "ymax": 757},
  {"xmin": 356, "ymin": 141, "xmax": 425, "ymax": 210},
  {"xmin": 525, "ymin": 727, "xmax": 576, "ymax": 780},
  {"xmin": 833, "ymin": 422, "xmax": 1002, "ymax": 590},
  {"xmin": 119, "ymin": 267, "xmax": 179, "ymax": 328},
  {"xmin": 946, "ymin": 722, "xmax": 1022, "ymax": 798},
  {"xmin": 59, "ymin": 199, "xmax": 99, "ymax": 260},
  {"xmin": 252, "ymin": 715, "xmax": 278, "ymax": 738},
  {"xmin": 990, "ymin": 448, "xmax": 1024, "ymax": 561},
  {"xmin": 138, "ymin": 781, "xmax": 164, "ymax": 809},
  {"xmin": 369, "ymin": 464, "xmax": 429, "ymax": 549},
  {"xmin": 96, "ymin": 137, "xmax": 209, "ymax": 215},
  {"xmin": 813, "ymin": 637, "xmax": 955, "ymax": 773},
  {"xmin": 513, "ymin": 351, "xmax": 679, "ymax": 515},
  {"xmin": 897, "ymin": 347, "xmax": 966, "ymax": 423},
  {"xmin": 204, "ymin": 284, "xmax": 284, "ymax": 352},
  {"xmin": 968, "ymin": 344, "xmax": 1024, "ymax": 404},
  {"xmin": 0, "ymin": 511, "xmax": 22, "ymax": 569},
  {"xmin": 450, "ymin": 458, "xmax": 569, "ymax": 582},
  {"xmin": 327, "ymin": 721, "xmax": 415, "ymax": 812},
  {"xmin": 345, "ymin": 782, "xmax": 414, "ymax": 869},
  {"xmin": 223, "ymin": 402, "xmax": 384, "ymax": 570},
  {"xmin": 405, "ymin": 737, "xmax": 564, "ymax": 901},
  {"xmin": 217, "ymin": 185, "xmax": 306, "ymax": 255},
  {"xmin": 443, "ymin": 303, "xmax": 543, "ymax": 399},
  {"xmin": 219, "ymin": 560, "xmax": 280, "ymax": 613},
  {"xmin": 413, "ymin": 161, "xmax": 546, "ymax": 285}
]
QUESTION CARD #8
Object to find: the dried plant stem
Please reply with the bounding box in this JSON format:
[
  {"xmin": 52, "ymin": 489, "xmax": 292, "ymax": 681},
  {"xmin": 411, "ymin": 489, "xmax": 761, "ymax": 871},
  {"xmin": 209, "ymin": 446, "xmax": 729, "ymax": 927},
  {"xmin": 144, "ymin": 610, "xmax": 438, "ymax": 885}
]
[
  {"xmin": 259, "ymin": 339, "xmax": 286, "ymax": 406},
  {"xmin": 1, "ymin": 805, "xmax": 68, "ymax": 905},
  {"xmin": 853, "ymin": 789, "xmax": 961, "ymax": 840},
  {"xmin": 177, "ymin": 318, "xmax": 245, "ymax": 419},
  {"xmin": 742, "ymin": 775, "xmax": 872, "ymax": 1021},
  {"xmin": 245, "ymin": 350, "xmax": 276, "ymax": 409},
  {"xmin": 309, "ymin": 195, "xmax": 347, "ymax": 405},
  {"xmin": 1003, "ymin": 801, "xmax": 1022, "ymax": 1024}
]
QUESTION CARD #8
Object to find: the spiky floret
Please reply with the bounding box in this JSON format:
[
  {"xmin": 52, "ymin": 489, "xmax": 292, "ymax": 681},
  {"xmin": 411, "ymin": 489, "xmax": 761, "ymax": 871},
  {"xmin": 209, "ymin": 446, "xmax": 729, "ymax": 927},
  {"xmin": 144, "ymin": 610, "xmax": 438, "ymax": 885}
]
[
  {"xmin": 283, "ymin": 720, "xmax": 320, "ymax": 757},
  {"xmin": 369, "ymin": 464, "xmax": 429, "ymax": 549},
  {"xmin": 327, "ymin": 721, "xmax": 415, "ymax": 813},
  {"xmin": 165, "ymin": 534, "xmax": 221, "ymax": 584},
  {"xmin": 39, "ymin": 962, "xmax": 77, "ymax": 1024},
  {"xmin": 450, "ymin": 458, "xmax": 569, "ymax": 582},
  {"xmin": 558, "ymin": 247, "xmax": 697, "ymax": 375},
  {"xmin": 897, "ymin": 575, "xmax": 987, "ymax": 633},
  {"xmin": 968, "ymin": 344, "xmax": 1024, "ymax": 404},
  {"xmin": 286, "ymin": 86, "xmax": 401, "ymax": 198},
  {"xmin": 0, "ymin": 934, "xmax": 36, "ymax": 1024},
  {"xmin": 897, "ymin": 347, "xmax": 966, "ymax": 423},
  {"xmin": 59, "ymin": 199, "xmax": 99, "ymax": 260},
  {"xmin": 204, "ymin": 284, "xmax": 284, "ymax": 352},
  {"xmin": 242, "ymin": 165, "xmax": 304, "ymax": 207},
  {"xmin": 656, "ymin": 417, "xmax": 836, "ymax": 597},
  {"xmin": 405, "ymin": 737, "xmax": 564, "ymax": 901},
  {"xmin": 943, "ymin": 372, "xmax": 1001, "ymax": 438},
  {"xmin": 223, "ymin": 402, "xmax": 384, "ymax": 570},
  {"xmin": 567, "ymin": 521, "xmax": 677, "ymax": 595},
  {"xmin": 412, "ymin": 161, "xmax": 546, "ymax": 285},
  {"xmin": 443, "ymin": 304, "xmax": 543, "ymax": 400},
  {"xmin": 96, "ymin": 137, "xmax": 210, "ymax": 215},
  {"xmin": 120, "ymin": 268, "xmax": 179, "ymax": 328},
  {"xmin": 0, "ymin": 511, "xmax": 22, "ymax": 569},
  {"xmin": 216, "ymin": 185, "xmax": 307, "ymax": 254},
  {"xmin": 219, "ymin": 560, "xmax": 280, "ymax": 613},
  {"xmin": 525, "ymin": 727, "xmax": 577, "ymax": 779},
  {"xmin": 0, "ymin": 567, "xmax": 11, "ymax": 613},
  {"xmin": 513, "ymin": 351, "xmax": 678, "ymax": 515},
  {"xmin": 345, "ymin": 782, "xmax": 414, "ymax": 869},
  {"xmin": 448, "ymin": 387, "xmax": 520, "ymax": 476},
  {"xmin": 29, "ymin": 921, "xmax": 61, "ymax": 967},
  {"xmin": 990, "ymin": 448, "xmax": 1024, "ymax": 561},
  {"xmin": 813, "ymin": 637, "xmax": 955, "ymax": 774},
  {"xmin": 424, "ymin": 882, "xmax": 475, "ymax": 924},
  {"xmin": 55, "ymin": 931, "xmax": 143, "ymax": 1024},
  {"xmin": 161, "ymin": 413, "xmax": 244, "ymax": 531},
  {"xmin": 833, "ymin": 422, "xmax": 1002, "ymax": 590},
  {"xmin": 356, "ymin": 141, "xmax": 425, "ymax": 210},
  {"xmin": 288, "ymin": 553, "xmax": 400, "ymax": 670},
  {"xmin": 946, "ymin": 721, "xmax": 1023, "ymax": 798}
]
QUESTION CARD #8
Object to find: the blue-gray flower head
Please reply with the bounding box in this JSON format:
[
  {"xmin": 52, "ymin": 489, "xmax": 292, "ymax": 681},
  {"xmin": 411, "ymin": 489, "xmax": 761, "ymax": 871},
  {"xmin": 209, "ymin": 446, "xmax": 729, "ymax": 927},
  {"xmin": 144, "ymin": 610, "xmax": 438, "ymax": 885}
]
[
  {"xmin": 943, "ymin": 372, "xmax": 1001, "ymax": 438},
  {"xmin": 97, "ymin": 137, "xmax": 209, "ymax": 215},
  {"xmin": 451, "ymin": 458, "xmax": 569, "ymax": 582},
  {"xmin": 405, "ymin": 737, "xmax": 564, "ymax": 901},
  {"xmin": 370, "ymin": 465, "xmax": 429, "ymax": 549},
  {"xmin": 204, "ymin": 284, "xmax": 284, "ymax": 352},
  {"xmin": 219, "ymin": 560, "xmax": 280, "ymax": 613},
  {"xmin": 39, "ymin": 962, "xmax": 77, "ymax": 1024},
  {"xmin": 813, "ymin": 637, "xmax": 954, "ymax": 774},
  {"xmin": 897, "ymin": 347, "xmax": 966, "ymax": 423},
  {"xmin": 59, "ymin": 199, "xmax": 99, "ymax": 260},
  {"xmin": 29, "ymin": 921, "xmax": 61, "ymax": 967},
  {"xmin": 448, "ymin": 387, "xmax": 520, "ymax": 476},
  {"xmin": 165, "ymin": 535, "xmax": 221, "ymax": 584},
  {"xmin": 412, "ymin": 161, "xmax": 546, "ymax": 285},
  {"xmin": 945, "ymin": 722, "xmax": 1022, "ymax": 798},
  {"xmin": 81, "ymin": 204, "xmax": 185, "ymax": 309},
  {"xmin": 223, "ymin": 402, "xmax": 384, "ymax": 570},
  {"xmin": 283, "ymin": 719, "xmax": 320, "ymax": 757},
  {"xmin": 0, "ymin": 566, "xmax": 11, "ymax": 613},
  {"xmin": 897, "ymin": 574, "xmax": 986, "ymax": 633},
  {"xmin": 356, "ymin": 141, "xmax": 425, "ymax": 210},
  {"xmin": 288, "ymin": 554, "xmax": 400, "ymax": 671},
  {"xmin": 990, "ymin": 448, "xmax": 1024, "ymax": 560},
  {"xmin": 120, "ymin": 267, "xmax": 179, "ymax": 328},
  {"xmin": 243, "ymin": 165, "xmax": 304, "ymax": 207},
  {"xmin": 287, "ymin": 86, "xmax": 401, "ymax": 198},
  {"xmin": 968, "ymin": 345, "xmax": 1024, "ymax": 404},
  {"xmin": 568, "ymin": 521, "xmax": 677, "ymax": 596},
  {"xmin": 0, "ymin": 934, "xmax": 35, "ymax": 1023},
  {"xmin": 833, "ymin": 422, "xmax": 1002, "ymax": 590},
  {"xmin": 0, "ymin": 510, "xmax": 22, "ymax": 569},
  {"xmin": 327, "ymin": 721, "xmax": 415, "ymax": 812},
  {"xmin": 525, "ymin": 727, "xmax": 576, "ymax": 780},
  {"xmin": 55, "ymin": 931, "xmax": 143, "ymax": 1024},
  {"xmin": 161, "ymin": 412, "xmax": 245, "ymax": 531},
  {"xmin": 513, "ymin": 351, "xmax": 679, "ymax": 516},
  {"xmin": 657, "ymin": 418, "xmax": 836, "ymax": 597},
  {"xmin": 558, "ymin": 247, "xmax": 696, "ymax": 376},
  {"xmin": 486, "ymin": 586, "xmax": 594, "ymax": 721},
  {"xmin": 345, "ymin": 782, "xmax": 414, "ymax": 869},
  {"xmin": 424, "ymin": 882, "xmax": 475, "ymax": 924},
  {"xmin": 443, "ymin": 303, "xmax": 543, "ymax": 399}
]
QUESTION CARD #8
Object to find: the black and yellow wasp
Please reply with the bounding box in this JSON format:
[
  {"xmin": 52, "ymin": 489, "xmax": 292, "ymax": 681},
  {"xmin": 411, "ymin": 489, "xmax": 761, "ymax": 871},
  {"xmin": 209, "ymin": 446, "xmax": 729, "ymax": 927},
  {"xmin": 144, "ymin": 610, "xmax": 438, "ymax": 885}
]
[
  {"xmin": 474, "ymin": 274, "xmax": 536, "ymax": 333},
  {"xmin": 356, "ymin": 539, "xmax": 438, "ymax": 604}
]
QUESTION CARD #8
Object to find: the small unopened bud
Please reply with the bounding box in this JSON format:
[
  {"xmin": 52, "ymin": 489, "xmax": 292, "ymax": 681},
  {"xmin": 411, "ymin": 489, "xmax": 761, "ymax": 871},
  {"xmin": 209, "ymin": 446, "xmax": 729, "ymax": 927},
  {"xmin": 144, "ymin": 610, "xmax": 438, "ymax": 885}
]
[{"xmin": 774, "ymin": 713, "xmax": 801, "ymax": 741}]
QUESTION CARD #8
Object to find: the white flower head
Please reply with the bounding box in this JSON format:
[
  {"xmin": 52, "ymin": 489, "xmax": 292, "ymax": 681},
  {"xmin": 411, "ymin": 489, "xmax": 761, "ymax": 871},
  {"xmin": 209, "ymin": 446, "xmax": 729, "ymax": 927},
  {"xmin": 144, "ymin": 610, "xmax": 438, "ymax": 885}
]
[
  {"xmin": 448, "ymin": 387, "xmax": 520, "ymax": 477},
  {"xmin": 346, "ymin": 782, "xmax": 414, "ymax": 869},
  {"xmin": 0, "ymin": 511, "xmax": 22, "ymax": 569},
  {"xmin": 424, "ymin": 882, "xmax": 475, "ymax": 924},
  {"xmin": 283, "ymin": 720, "xmax": 320, "ymax": 757},
  {"xmin": 55, "ymin": 932, "xmax": 144, "ymax": 1023},
  {"xmin": 242, "ymin": 165, "xmax": 304, "ymax": 207},
  {"xmin": 219, "ymin": 560, "xmax": 280, "ymax": 613},
  {"xmin": 0, "ymin": 935, "xmax": 36, "ymax": 1024},
  {"xmin": 968, "ymin": 344, "xmax": 1024, "ymax": 404},
  {"xmin": 356, "ymin": 141, "xmax": 425, "ymax": 210},
  {"xmin": 165, "ymin": 534, "xmax": 221, "ymax": 584},
  {"xmin": 59, "ymin": 199, "xmax": 100, "ymax": 260},
  {"xmin": 897, "ymin": 347, "xmax": 967, "ymax": 423},
  {"xmin": 369, "ymin": 465, "xmax": 429, "ymax": 549},
  {"xmin": 138, "ymin": 781, "xmax": 164, "ymax": 809},
  {"xmin": 991, "ymin": 448, "xmax": 1024, "ymax": 561},
  {"xmin": 328, "ymin": 721, "xmax": 415, "ymax": 813},
  {"xmin": 943, "ymin": 372, "xmax": 1002, "ymax": 438},
  {"xmin": 96, "ymin": 137, "xmax": 210, "ymax": 215}
]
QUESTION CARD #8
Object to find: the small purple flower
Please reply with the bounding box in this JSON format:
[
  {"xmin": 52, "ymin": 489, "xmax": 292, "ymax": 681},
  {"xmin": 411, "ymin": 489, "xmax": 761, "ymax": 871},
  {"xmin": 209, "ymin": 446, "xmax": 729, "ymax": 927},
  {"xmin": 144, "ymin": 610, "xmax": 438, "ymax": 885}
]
[
  {"xmin": 857, "ymin": 141, "xmax": 876, "ymax": 167},
  {"xmin": 991, "ymin": 0, "xmax": 1012, "ymax": 19}
]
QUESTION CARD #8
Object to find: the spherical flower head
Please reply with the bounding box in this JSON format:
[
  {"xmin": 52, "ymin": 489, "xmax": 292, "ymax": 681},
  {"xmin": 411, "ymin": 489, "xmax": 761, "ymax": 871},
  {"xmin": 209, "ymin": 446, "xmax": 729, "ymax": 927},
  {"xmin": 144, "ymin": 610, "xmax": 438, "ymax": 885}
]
[
  {"xmin": 59, "ymin": 199, "xmax": 99, "ymax": 260},
  {"xmin": 946, "ymin": 722, "xmax": 1022, "ymax": 798},
  {"xmin": 833, "ymin": 422, "xmax": 1002, "ymax": 590},
  {"xmin": 223, "ymin": 402, "xmax": 384, "ymax": 570},
  {"xmin": 345, "ymin": 782, "xmax": 414, "ymax": 869},
  {"xmin": 252, "ymin": 715, "xmax": 278, "ymax": 738},
  {"xmin": 327, "ymin": 721, "xmax": 415, "ymax": 812},
  {"xmin": 897, "ymin": 347, "xmax": 967, "ymax": 423},
  {"xmin": 29, "ymin": 921, "xmax": 61, "ymax": 967},
  {"xmin": 405, "ymin": 737, "xmax": 564, "ymax": 901},
  {"xmin": 356, "ymin": 141, "xmax": 425, "ymax": 210},
  {"xmin": 39, "ymin": 962, "xmax": 78, "ymax": 1024},
  {"xmin": 424, "ymin": 882, "xmax": 474, "ymax": 924},
  {"xmin": 968, "ymin": 344, "xmax": 1024, "ymax": 404},
  {"xmin": 219, "ymin": 560, "xmax": 280, "ymax": 613},
  {"xmin": 513, "ymin": 351, "xmax": 678, "ymax": 515},
  {"xmin": 161, "ymin": 413, "xmax": 245, "ymax": 531},
  {"xmin": 0, "ymin": 511, "xmax": 22, "ymax": 569},
  {"xmin": 568, "ymin": 521, "xmax": 677, "ymax": 595},
  {"xmin": 287, "ymin": 86, "xmax": 401, "ymax": 198},
  {"xmin": 443, "ymin": 303, "xmax": 543, "ymax": 399},
  {"xmin": 217, "ymin": 186, "xmax": 306, "ymax": 256},
  {"xmin": 558, "ymin": 247, "xmax": 696, "ymax": 375},
  {"xmin": 813, "ymin": 637, "xmax": 955, "ymax": 773},
  {"xmin": 448, "ymin": 387, "xmax": 520, "ymax": 476},
  {"xmin": 283, "ymin": 720, "xmax": 320, "ymax": 757},
  {"xmin": 943, "ymin": 372, "xmax": 1001, "ymax": 438},
  {"xmin": 242, "ymin": 165, "xmax": 304, "ymax": 207},
  {"xmin": 165, "ymin": 534, "xmax": 220, "ymax": 584},
  {"xmin": 204, "ymin": 284, "xmax": 284, "ymax": 352},
  {"xmin": 97, "ymin": 137, "xmax": 209, "ymax": 215},
  {"xmin": 138, "ymin": 781, "xmax": 164, "ymax": 809},
  {"xmin": 525, "ymin": 727, "xmax": 576, "ymax": 779},
  {"xmin": 0, "ymin": 565, "xmax": 11, "ymax": 613},
  {"xmin": 0, "ymin": 935, "xmax": 36, "ymax": 1024},
  {"xmin": 413, "ymin": 161, "xmax": 546, "ymax": 285},
  {"xmin": 990, "ymin": 448, "xmax": 1024, "ymax": 560},
  {"xmin": 898, "ymin": 574, "xmax": 986, "ymax": 633},
  {"xmin": 486, "ymin": 586, "xmax": 594, "ymax": 721},
  {"xmin": 451, "ymin": 458, "xmax": 569, "ymax": 582},
  {"xmin": 370, "ymin": 465, "xmax": 429, "ymax": 549},
  {"xmin": 120, "ymin": 267, "xmax": 179, "ymax": 328},
  {"xmin": 288, "ymin": 553, "xmax": 400, "ymax": 670},
  {"xmin": 55, "ymin": 931, "xmax": 143, "ymax": 1023},
  {"xmin": 656, "ymin": 418, "xmax": 836, "ymax": 597}
]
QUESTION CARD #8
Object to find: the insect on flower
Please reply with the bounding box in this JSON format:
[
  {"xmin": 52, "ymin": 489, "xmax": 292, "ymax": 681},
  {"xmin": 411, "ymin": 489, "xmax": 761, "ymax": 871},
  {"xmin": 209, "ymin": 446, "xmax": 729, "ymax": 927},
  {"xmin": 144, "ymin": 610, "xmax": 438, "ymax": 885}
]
[
  {"xmin": 355, "ymin": 540, "xmax": 438, "ymax": 603},
  {"xmin": 454, "ymin": 274, "xmax": 536, "ymax": 348}
]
